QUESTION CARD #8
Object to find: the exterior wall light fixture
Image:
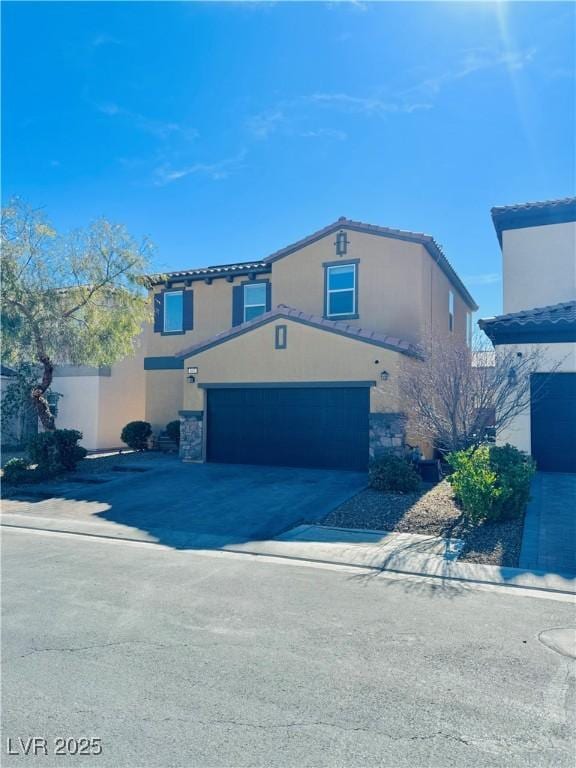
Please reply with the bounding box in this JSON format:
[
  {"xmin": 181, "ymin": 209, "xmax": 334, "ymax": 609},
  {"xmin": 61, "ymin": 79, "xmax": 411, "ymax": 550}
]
[
  {"xmin": 187, "ymin": 366, "xmax": 198, "ymax": 383},
  {"xmin": 380, "ymin": 370, "xmax": 389, "ymax": 381},
  {"xmin": 508, "ymin": 368, "xmax": 517, "ymax": 386}
]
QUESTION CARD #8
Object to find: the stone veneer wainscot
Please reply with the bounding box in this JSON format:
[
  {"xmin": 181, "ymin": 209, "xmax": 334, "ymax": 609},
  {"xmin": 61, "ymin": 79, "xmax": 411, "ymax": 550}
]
[{"xmin": 179, "ymin": 411, "xmax": 204, "ymax": 461}]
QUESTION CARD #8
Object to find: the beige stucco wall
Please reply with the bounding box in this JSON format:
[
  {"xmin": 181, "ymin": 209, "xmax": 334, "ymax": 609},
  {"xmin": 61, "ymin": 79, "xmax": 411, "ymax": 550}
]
[
  {"xmin": 145, "ymin": 369, "xmax": 184, "ymax": 433},
  {"xmin": 97, "ymin": 348, "xmax": 145, "ymax": 448},
  {"xmin": 181, "ymin": 317, "xmax": 408, "ymax": 415},
  {"xmin": 145, "ymin": 229, "xmax": 473, "ymax": 358},
  {"xmin": 496, "ymin": 341, "xmax": 576, "ymax": 454},
  {"xmin": 52, "ymin": 344, "xmax": 146, "ymax": 451},
  {"xmin": 502, "ymin": 222, "xmax": 576, "ymax": 313}
]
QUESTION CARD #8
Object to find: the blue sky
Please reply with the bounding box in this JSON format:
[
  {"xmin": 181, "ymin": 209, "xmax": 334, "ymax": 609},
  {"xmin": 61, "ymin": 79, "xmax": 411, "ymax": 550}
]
[{"xmin": 2, "ymin": 1, "xmax": 574, "ymax": 318}]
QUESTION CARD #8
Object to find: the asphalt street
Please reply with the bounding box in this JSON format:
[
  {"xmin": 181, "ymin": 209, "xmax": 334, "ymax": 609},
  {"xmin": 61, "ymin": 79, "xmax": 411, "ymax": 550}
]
[{"xmin": 1, "ymin": 527, "xmax": 575, "ymax": 768}]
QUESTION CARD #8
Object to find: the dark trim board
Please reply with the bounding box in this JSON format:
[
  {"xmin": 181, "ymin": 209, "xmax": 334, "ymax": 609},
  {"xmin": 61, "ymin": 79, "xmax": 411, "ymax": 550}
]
[
  {"xmin": 179, "ymin": 410, "xmax": 204, "ymax": 418},
  {"xmin": 144, "ymin": 357, "xmax": 184, "ymax": 370},
  {"xmin": 53, "ymin": 365, "xmax": 111, "ymax": 377},
  {"xmin": 488, "ymin": 328, "xmax": 576, "ymax": 345},
  {"xmin": 199, "ymin": 381, "xmax": 375, "ymax": 389},
  {"xmin": 492, "ymin": 200, "xmax": 576, "ymax": 246}
]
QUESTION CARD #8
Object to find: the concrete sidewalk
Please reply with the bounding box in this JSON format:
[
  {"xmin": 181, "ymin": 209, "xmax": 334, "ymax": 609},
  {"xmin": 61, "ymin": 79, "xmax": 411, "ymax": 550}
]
[{"xmin": 3, "ymin": 512, "xmax": 575, "ymax": 596}]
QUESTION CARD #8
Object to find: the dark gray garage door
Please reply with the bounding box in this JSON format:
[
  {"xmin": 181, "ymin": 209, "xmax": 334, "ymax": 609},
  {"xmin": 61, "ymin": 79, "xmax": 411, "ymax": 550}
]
[
  {"xmin": 531, "ymin": 373, "xmax": 576, "ymax": 473},
  {"xmin": 206, "ymin": 385, "xmax": 370, "ymax": 471}
]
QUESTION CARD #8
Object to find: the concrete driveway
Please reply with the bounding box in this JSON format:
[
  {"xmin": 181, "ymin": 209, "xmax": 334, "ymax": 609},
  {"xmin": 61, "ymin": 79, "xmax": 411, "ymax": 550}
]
[{"xmin": 2, "ymin": 462, "xmax": 367, "ymax": 548}]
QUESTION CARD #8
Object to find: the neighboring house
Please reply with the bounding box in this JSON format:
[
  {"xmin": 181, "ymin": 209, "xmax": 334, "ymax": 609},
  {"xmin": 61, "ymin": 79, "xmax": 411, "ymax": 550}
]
[
  {"xmin": 0, "ymin": 364, "xmax": 38, "ymax": 450},
  {"xmin": 52, "ymin": 348, "xmax": 145, "ymax": 452},
  {"xmin": 144, "ymin": 217, "xmax": 477, "ymax": 470},
  {"xmin": 479, "ymin": 197, "xmax": 576, "ymax": 473}
]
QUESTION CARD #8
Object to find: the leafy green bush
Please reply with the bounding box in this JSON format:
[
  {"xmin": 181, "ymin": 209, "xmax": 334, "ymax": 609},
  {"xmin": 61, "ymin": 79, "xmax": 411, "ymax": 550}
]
[
  {"xmin": 447, "ymin": 444, "xmax": 535, "ymax": 524},
  {"xmin": 490, "ymin": 444, "xmax": 536, "ymax": 520},
  {"xmin": 121, "ymin": 420, "xmax": 152, "ymax": 451},
  {"xmin": 369, "ymin": 452, "xmax": 421, "ymax": 493},
  {"xmin": 3, "ymin": 457, "xmax": 31, "ymax": 484},
  {"xmin": 28, "ymin": 429, "xmax": 87, "ymax": 474},
  {"xmin": 165, "ymin": 420, "xmax": 180, "ymax": 445}
]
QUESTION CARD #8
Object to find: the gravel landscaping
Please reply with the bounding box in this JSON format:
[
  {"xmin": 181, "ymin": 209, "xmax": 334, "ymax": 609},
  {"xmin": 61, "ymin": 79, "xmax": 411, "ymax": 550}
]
[
  {"xmin": 322, "ymin": 480, "xmax": 526, "ymax": 568},
  {"xmin": 1, "ymin": 450, "xmax": 178, "ymax": 491}
]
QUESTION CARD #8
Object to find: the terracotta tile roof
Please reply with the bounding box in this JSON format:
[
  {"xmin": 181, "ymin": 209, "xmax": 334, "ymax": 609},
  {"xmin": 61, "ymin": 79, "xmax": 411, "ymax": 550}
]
[
  {"xmin": 479, "ymin": 300, "xmax": 576, "ymax": 343},
  {"xmin": 491, "ymin": 197, "xmax": 576, "ymax": 245},
  {"xmin": 176, "ymin": 304, "xmax": 422, "ymax": 360},
  {"xmin": 491, "ymin": 197, "xmax": 576, "ymax": 216},
  {"xmin": 147, "ymin": 260, "xmax": 270, "ymax": 284},
  {"xmin": 480, "ymin": 300, "xmax": 576, "ymax": 329}
]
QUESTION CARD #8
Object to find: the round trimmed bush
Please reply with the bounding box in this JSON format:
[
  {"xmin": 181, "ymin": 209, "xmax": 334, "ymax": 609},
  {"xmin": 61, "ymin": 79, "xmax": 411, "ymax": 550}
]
[
  {"xmin": 121, "ymin": 420, "xmax": 152, "ymax": 451},
  {"xmin": 165, "ymin": 420, "xmax": 180, "ymax": 446},
  {"xmin": 369, "ymin": 452, "xmax": 421, "ymax": 493}
]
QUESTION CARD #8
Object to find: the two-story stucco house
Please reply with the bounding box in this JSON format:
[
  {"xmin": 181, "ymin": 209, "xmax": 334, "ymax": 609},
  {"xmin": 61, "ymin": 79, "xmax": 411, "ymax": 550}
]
[
  {"xmin": 479, "ymin": 197, "xmax": 576, "ymax": 473},
  {"xmin": 144, "ymin": 217, "xmax": 477, "ymax": 471}
]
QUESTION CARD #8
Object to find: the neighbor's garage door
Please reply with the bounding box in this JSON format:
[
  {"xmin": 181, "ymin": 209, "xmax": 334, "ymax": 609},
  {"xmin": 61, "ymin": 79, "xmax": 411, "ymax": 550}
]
[
  {"xmin": 206, "ymin": 386, "xmax": 369, "ymax": 471},
  {"xmin": 531, "ymin": 373, "xmax": 576, "ymax": 473}
]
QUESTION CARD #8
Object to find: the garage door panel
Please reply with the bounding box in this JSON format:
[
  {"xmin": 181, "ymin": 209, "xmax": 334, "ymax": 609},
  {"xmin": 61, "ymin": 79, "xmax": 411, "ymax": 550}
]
[
  {"xmin": 531, "ymin": 373, "xmax": 576, "ymax": 473},
  {"xmin": 207, "ymin": 386, "xmax": 369, "ymax": 470}
]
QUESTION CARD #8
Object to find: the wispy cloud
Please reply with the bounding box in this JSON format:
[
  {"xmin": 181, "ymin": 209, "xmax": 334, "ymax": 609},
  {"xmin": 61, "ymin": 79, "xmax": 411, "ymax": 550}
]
[
  {"xmin": 404, "ymin": 47, "xmax": 537, "ymax": 98},
  {"xmin": 298, "ymin": 128, "xmax": 347, "ymax": 140},
  {"xmin": 95, "ymin": 102, "xmax": 197, "ymax": 141},
  {"xmin": 91, "ymin": 34, "xmax": 124, "ymax": 48},
  {"xmin": 154, "ymin": 150, "xmax": 247, "ymax": 186},
  {"xmin": 310, "ymin": 93, "xmax": 432, "ymax": 116},
  {"xmin": 464, "ymin": 273, "xmax": 501, "ymax": 286},
  {"xmin": 246, "ymin": 108, "xmax": 287, "ymax": 139}
]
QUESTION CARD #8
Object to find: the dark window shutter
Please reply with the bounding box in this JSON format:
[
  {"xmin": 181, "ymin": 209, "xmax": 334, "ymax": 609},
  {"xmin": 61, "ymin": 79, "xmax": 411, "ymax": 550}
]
[
  {"xmin": 232, "ymin": 285, "xmax": 244, "ymax": 326},
  {"xmin": 265, "ymin": 280, "xmax": 272, "ymax": 312},
  {"xmin": 153, "ymin": 293, "xmax": 164, "ymax": 332},
  {"xmin": 183, "ymin": 290, "xmax": 194, "ymax": 331}
]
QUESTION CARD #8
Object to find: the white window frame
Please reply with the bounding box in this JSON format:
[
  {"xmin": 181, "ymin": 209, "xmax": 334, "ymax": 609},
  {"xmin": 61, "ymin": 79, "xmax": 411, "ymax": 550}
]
[
  {"xmin": 466, "ymin": 312, "xmax": 473, "ymax": 347},
  {"xmin": 449, "ymin": 290, "xmax": 455, "ymax": 332},
  {"xmin": 163, "ymin": 290, "xmax": 183, "ymax": 333},
  {"xmin": 243, "ymin": 283, "xmax": 267, "ymax": 323},
  {"xmin": 326, "ymin": 263, "xmax": 356, "ymax": 318}
]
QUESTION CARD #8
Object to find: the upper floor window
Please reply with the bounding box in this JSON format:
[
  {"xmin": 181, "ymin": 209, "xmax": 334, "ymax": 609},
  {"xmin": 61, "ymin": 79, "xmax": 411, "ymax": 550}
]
[
  {"xmin": 326, "ymin": 263, "xmax": 357, "ymax": 318},
  {"xmin": 466, "ymin": 312, "xmax": 473, "ymax": 346},
  {"xmin": 243, "ymin": 282, "xmax": 267, "ymax": 322},
  {"xmin": 164, "ymin": 290, "xmax": 184, "ymax": 333},
  {"xmin": 448, "ymin": 290, "xmax": 454, "ymax": 332}
]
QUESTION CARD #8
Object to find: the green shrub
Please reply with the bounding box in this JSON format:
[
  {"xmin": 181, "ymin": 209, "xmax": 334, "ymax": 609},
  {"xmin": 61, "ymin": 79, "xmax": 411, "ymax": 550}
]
[
  {"xmin": 448, "ymin": 444, "xmax": 535, "ymax": 524},
  {"xmin": 369, "ymin": 452, "xmax": 421, "ymax": 493},
  {"xmin": 28, "ymin": 429, "xmax": 87, "ymax": 475},
  {"xmin": 3, "ymin": 457, "xmax": 31, "ymax": 484},
  {"xmin": 489, "ymin": 444, "xmax": 536, "ymax": 520},
  {"xmin": 165, "ymin": 420, "xmax": 180, "ymax": 445},
  {"xmin": 121, "ymin": 420, "xmax": 152, "ymax": 451}
]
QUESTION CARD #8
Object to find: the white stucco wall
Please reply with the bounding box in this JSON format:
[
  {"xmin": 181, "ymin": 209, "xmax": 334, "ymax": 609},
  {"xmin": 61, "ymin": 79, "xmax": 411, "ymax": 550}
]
[
  {"xmin": 502, "ymin": 221, "xmax": 576, "ymax": 313},
  {"xmin": 496, "ymin": 341, "xmax": 576, "ymax": 454},
  {"xmin": 52, "ymin": 374, "xmax": 101, "ymax": 449}
]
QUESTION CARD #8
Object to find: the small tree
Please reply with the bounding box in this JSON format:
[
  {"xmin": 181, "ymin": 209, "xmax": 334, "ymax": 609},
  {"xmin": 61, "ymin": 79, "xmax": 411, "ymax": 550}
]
[
  {"xmin": 400, "ymin": 332, "xmax": 554, "ymax": 455},
  {"xmin": 1, "ymin": 199, "xmax": 153, "ymax": 431}
]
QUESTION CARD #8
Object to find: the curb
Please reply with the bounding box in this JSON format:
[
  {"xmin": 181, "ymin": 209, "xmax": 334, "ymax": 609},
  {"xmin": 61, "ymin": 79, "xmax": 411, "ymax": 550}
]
[{"xmin": 2, "ymin": 514, "xmax": 575, "ymax": 597}]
